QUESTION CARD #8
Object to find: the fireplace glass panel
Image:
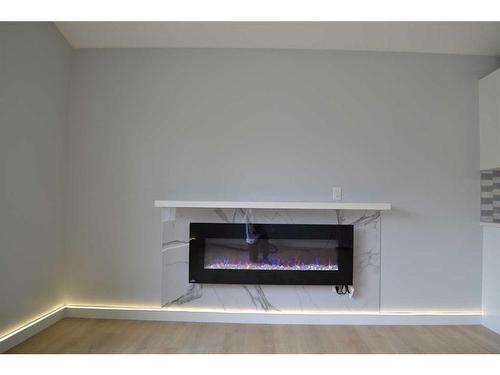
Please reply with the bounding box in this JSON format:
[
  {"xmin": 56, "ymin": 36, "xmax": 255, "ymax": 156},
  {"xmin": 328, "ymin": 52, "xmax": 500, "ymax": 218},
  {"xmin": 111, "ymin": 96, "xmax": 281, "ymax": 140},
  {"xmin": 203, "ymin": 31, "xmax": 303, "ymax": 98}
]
[{"xmin": 204, "ymin": 238, "xmax": 339, "ymax": 271}]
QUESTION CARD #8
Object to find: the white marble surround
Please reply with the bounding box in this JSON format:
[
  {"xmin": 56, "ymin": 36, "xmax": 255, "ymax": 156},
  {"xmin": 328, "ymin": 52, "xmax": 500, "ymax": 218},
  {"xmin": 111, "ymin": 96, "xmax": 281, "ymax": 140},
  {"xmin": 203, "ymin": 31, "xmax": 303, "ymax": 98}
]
[{"xmin": 162, "ymin": 208, "xmax": 382, "ymax": 313}]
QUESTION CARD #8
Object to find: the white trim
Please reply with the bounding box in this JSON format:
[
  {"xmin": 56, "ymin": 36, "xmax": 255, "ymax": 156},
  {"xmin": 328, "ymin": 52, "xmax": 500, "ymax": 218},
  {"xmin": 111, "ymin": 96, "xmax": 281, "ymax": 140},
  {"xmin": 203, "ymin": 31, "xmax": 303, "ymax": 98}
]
[
  {"xmin": 65, "ymin": 306, "xmax": 480, "ymax": 326},
  {"xmin": 0, "ymin": 306, "xmax": 65, "ymax": 353},
  {"xmin": 154, "ymin": 200, "xmax": 391, "ymax": 211}
]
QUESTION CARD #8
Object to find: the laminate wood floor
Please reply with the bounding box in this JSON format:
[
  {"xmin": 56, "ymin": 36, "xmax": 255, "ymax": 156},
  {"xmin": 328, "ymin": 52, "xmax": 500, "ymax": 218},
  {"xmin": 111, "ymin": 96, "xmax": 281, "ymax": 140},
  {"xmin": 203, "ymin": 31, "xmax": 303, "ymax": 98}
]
[{"xmin": 6, "ymin": 318, "xmax": 500, "ymax": 354}]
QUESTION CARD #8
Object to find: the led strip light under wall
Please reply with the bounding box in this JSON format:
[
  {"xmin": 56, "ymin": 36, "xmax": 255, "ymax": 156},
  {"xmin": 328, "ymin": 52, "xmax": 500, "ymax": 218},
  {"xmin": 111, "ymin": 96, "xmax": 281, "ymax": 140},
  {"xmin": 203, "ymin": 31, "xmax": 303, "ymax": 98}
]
[{"xmin": 64, "ymin": 304, "xmax": 481, "ymax": 315}]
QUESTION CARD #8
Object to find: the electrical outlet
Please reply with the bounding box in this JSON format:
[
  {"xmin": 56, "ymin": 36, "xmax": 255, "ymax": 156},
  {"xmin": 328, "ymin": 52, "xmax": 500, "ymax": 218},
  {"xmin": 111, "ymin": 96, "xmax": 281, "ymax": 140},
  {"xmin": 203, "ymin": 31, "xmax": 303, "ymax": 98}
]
[{"xmin": 332, "ymin": 187, "xmax": 342, "ymax": 201}]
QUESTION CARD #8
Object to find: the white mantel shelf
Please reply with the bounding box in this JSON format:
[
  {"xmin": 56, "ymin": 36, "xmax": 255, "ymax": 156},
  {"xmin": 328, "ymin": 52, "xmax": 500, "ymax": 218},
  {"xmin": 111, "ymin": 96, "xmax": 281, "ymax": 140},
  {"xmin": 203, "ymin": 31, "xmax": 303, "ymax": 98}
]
[
  {"xmin": 480, "ymin": 222, "xmax": 500, "ymax": 228},
  {"xmin": 154, "ymin": 200, "xmax": 391, "ymax": 211}
]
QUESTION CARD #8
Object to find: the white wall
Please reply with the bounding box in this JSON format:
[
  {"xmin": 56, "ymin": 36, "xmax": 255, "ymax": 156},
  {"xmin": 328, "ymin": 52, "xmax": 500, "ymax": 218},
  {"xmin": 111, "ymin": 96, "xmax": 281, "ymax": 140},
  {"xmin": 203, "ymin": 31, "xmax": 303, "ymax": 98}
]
[
  {"xmin": 482, "ymin": 226, "xmax": 500, "ymax": 333},
  {"xmin": 0, "ymin": 23, "xmax": 71, "ymax": 336},
  {"xmin": 65, "ymin": 49, "xmax": 500, "ymax": 313}
]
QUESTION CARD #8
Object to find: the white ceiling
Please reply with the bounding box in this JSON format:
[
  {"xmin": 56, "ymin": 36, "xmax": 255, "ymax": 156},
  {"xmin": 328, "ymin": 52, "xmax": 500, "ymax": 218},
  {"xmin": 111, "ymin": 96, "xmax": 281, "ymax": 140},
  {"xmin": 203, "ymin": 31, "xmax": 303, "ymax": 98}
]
[{"xmin": 56, "ymin": 22, "xmax": 500, "ymax": 56}]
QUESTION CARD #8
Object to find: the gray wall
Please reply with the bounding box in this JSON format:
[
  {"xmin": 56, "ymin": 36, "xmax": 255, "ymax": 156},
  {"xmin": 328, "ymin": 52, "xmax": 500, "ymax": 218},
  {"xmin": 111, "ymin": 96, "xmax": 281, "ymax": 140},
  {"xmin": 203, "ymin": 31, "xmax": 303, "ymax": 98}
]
[
  {"xmin": 0, "ymin": 23, "xmax": 71, "ymax": 336},
  {"xmin": 66, "ymin": 48, "xmax": 499, "ymax": 312}
]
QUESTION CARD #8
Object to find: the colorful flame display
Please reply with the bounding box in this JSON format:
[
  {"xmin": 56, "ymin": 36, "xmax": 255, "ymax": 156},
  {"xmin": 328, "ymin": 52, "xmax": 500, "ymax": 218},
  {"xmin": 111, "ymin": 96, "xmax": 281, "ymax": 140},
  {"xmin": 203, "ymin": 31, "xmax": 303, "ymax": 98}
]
[{"xmin": 205, "ymin": 256, "xmax": 338, "ymax": 271}]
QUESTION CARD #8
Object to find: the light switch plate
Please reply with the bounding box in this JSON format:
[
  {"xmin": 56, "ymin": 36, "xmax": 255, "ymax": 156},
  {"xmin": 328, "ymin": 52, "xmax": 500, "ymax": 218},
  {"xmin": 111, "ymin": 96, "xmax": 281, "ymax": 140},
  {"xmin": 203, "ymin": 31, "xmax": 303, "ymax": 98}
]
[{"xmin": 332, "ymin": 187, "xmax": 342, "ymax": 201}]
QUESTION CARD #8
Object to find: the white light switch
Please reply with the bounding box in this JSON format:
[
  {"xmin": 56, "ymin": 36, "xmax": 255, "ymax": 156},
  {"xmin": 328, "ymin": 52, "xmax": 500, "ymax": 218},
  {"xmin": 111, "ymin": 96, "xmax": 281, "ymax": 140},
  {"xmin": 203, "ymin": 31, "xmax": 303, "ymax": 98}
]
[{"xmin": 332, "ymin": 187, "xmax": 342, "ymax": 201}]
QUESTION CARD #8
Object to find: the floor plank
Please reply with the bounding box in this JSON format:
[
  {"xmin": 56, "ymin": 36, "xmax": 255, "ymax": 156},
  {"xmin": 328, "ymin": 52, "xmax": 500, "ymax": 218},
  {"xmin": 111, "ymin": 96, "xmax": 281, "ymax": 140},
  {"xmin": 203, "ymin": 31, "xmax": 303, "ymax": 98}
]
[{"xmin": 5, "ymin": 318, "xmax": 500, "ymax": 354}]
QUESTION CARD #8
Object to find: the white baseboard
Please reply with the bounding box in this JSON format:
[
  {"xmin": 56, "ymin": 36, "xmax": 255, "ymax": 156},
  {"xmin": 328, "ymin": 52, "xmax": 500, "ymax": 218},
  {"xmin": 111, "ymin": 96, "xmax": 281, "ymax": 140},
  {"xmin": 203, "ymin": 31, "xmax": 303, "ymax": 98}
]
[
  {"xmin": 0, "ymin": 305, "xmax": 483, "ymax": 353},
  {"xmin": 65, "ymin": 306, "xmax": 482, "ymax": 326},
  {"xmin": 0, "ymin": 306, "xmax": 65, "ymax": 353}
]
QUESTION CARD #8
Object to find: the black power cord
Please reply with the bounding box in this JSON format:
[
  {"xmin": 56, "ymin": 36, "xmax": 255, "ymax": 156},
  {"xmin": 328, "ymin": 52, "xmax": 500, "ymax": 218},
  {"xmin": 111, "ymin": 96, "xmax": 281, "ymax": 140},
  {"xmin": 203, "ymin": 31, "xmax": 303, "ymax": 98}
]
[{"xmin": 335, "ymin": 285, "xmax": 350, "ymax": 295}]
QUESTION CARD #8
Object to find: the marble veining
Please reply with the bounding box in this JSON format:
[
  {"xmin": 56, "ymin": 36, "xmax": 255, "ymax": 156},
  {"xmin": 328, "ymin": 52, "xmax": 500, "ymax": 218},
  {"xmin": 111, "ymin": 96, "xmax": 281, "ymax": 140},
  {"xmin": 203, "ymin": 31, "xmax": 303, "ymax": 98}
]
[
  {"xmin": 161, "ymin": 208, "xmax": 381, "ymax": 312},
  {"xmin": 243, "ymin": 285, "xmax": 279, "ymax": 311},
  {"xmin": 163, "ymin": 284, "xmax": 203, "ymax": 307}
]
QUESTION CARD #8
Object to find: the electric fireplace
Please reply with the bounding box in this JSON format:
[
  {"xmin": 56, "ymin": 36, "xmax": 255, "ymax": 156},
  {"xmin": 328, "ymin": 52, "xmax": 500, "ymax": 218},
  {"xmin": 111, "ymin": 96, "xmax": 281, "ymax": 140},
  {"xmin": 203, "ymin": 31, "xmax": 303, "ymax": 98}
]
[{"xmin": 189, "ymin": 223, "xmax": 353, "ymax": 285}]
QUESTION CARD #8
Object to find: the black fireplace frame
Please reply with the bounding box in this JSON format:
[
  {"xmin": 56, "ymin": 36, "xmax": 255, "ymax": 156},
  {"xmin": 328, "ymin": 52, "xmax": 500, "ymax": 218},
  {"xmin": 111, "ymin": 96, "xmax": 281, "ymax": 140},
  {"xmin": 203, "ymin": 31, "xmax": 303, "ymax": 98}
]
[{"xmin": 188, "ymin": 223, "xmax": 353, "ymax": 285}]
